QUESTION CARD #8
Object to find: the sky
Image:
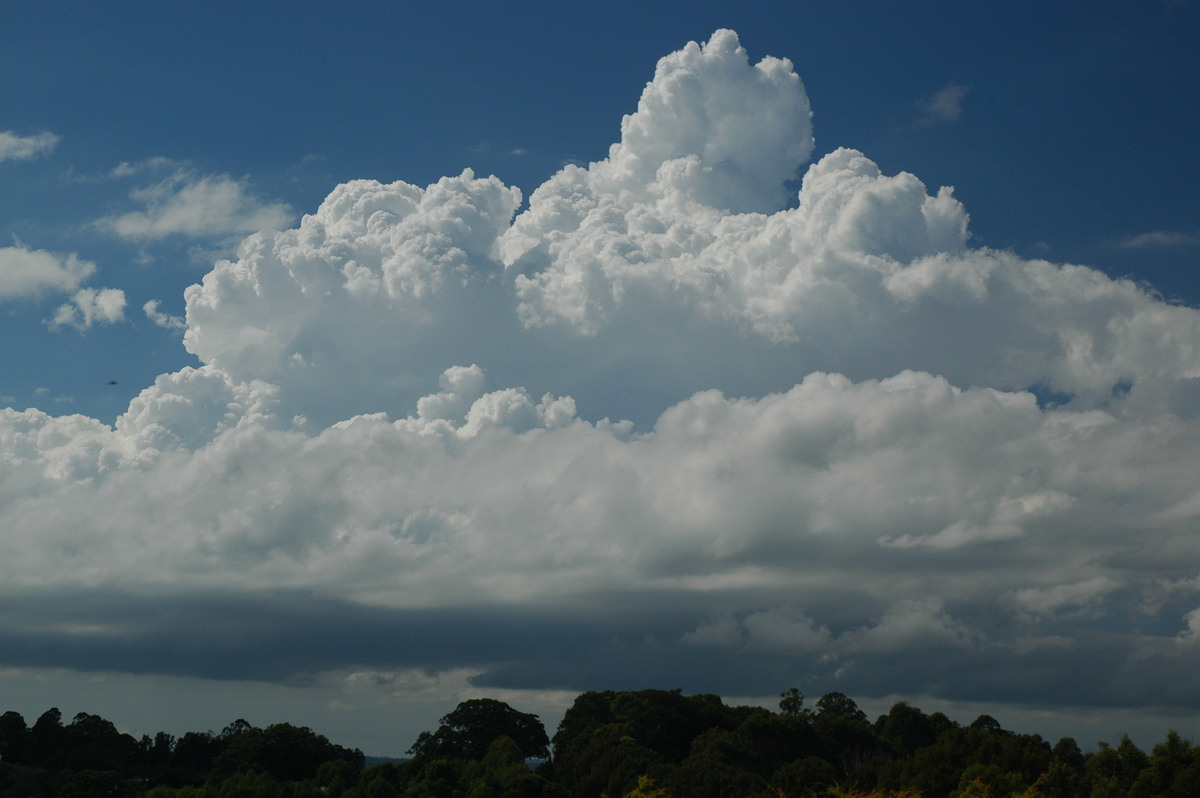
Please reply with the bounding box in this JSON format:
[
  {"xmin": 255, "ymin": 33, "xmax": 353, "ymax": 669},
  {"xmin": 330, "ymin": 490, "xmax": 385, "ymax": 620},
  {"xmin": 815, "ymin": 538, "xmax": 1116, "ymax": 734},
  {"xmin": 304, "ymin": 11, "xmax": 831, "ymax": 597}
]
[{"xmin": 2, "ymin": 0, "xmax": 1200, "ymax": 757}]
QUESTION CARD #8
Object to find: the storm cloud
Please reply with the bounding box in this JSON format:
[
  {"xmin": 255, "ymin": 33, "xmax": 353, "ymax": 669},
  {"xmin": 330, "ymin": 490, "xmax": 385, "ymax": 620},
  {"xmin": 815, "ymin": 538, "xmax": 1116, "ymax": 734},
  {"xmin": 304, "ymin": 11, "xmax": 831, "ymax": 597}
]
[{"xmin": 4, "ymin": 30, "xmax": 1200, "ymax": 729}]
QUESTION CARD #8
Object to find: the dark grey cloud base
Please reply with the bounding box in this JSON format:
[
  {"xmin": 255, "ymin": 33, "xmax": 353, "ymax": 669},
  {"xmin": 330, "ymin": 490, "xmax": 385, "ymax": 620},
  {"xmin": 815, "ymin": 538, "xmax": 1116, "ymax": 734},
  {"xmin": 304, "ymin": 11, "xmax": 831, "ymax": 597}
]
[{"xmin": 4, "ymin": 585, "xmax": 1198, "ymax": 714}]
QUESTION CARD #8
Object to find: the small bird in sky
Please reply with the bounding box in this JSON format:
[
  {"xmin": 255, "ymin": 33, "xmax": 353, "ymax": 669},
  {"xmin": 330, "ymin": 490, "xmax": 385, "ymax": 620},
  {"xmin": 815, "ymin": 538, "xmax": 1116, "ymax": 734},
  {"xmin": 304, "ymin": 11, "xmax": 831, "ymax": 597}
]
[{"xmin": 106, "ymin": 380, "xmax": 118, "ymax": 385}]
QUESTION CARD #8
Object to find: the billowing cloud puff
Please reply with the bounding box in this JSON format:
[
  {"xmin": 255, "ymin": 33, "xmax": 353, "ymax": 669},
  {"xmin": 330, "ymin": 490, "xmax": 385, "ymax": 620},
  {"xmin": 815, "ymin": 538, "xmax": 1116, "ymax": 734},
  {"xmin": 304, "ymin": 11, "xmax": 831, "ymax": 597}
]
[
  {"xmin": 0, "ymin": 245, "xmax": 126, "ymax": 331},
  {"xmin": 505, "ymin": 140, "xmax": 1199, "ymax": 410},
  {"xmin": 589, "ymin": 27, "xmax": 813, "ymax": 214},
  {"xmin": 116, "ymin": 366, "xmax": 280, "ymax": 453},
  {"xmin": 0, "ymin": 407, "xmax": 127, "ymax": 487},
  {"xmin": 173, "ymin": 29, "xmax": 1199, "ymax": 433},
  {"xmin": 51, "ymin": 286, "xmax": 126, "ymax": 329},
  {"xmin": 0, "ymin": 366, "xmax": 279, "ymax": 486},
  {"xmin": 1, "ymin": 367, "xmax": 1199, "ymax": 707},
  {"xmin": 5, "ymin": 30, "xmax": 1200, "ymax": 720},
  {"xmin": 181, "ymin": 170, "xmax": 523, "ymax": 426}
]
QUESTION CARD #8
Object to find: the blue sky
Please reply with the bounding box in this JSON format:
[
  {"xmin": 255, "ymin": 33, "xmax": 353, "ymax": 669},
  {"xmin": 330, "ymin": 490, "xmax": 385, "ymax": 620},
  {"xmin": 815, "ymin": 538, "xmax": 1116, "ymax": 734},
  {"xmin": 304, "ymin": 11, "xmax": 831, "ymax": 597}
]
[{"xmin": 2, "ymin": 1, "xmax": 1200, "ymax": 756}]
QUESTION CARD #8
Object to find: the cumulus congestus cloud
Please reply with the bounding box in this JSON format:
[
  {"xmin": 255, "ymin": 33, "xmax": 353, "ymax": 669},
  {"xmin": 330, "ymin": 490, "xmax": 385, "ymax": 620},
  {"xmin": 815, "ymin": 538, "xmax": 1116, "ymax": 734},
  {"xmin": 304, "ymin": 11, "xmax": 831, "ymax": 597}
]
[{"xmin": 4, "ymin": 30, "xmax": 1200, "ymax": 712}]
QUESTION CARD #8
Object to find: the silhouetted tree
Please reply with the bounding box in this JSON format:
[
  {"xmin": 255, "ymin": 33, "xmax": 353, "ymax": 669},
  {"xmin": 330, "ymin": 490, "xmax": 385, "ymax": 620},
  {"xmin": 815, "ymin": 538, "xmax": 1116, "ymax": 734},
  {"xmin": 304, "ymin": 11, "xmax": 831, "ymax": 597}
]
[
  {"xmin": 812, "ymin": 692, "xmax": 876, "ymax": 782},
  {"xmin": 877, "ymin": 702, "xmax": 938, "ymax": 756},
  {"xmin": 164, "ymin": 730, "xmax": 222, "ymax": 786},
  {"xmin": 408, "ymin": 699, "xmax": 549, "ymax": 765},
  {"xmin": 779, "ymin": 688, "xmax": 808, "ymax": 718},
  {"xmin": 29, "ymin": 707, "xmax": 67, "ymax": 770},
  {"xmin": 209, "ymin": 721, "xmax": 364, "ymax": 784},
  {"xmin": 65, "ymin": 711, "xmax": 138, "ymax": 772},
  {"xmin": 0, "ymin": 711, "xmax": 28, "ymax": 762},
  {"xmin": 1129, "ymin": 730, "xmax": 1200, "ymax": 798}
]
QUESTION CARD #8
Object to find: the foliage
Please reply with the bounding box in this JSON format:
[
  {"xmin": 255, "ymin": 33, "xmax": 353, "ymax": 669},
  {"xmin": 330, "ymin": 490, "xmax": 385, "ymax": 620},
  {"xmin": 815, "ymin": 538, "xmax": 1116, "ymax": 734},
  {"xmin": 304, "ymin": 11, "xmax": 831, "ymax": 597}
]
[
  {"xmin": 549, "ymin": 688, "xmax": 755, "ymax": 797},
  {"xmin": 1083, "ymin": 735, "xmax": 1150, "ymax": 797},
  {"xmin": 407, "ymin": 698, "xmax": 550, "ymax": 765},
  {"xmin": 623, "ymin": 774, "xmax": 672, "ymax": 797},
  {"xmin": 0, "ymin": 691, "xmax": 1195, "ymax": 798},
  {"xmin": 208, "ymin": 721, "xmax": 364, "ymax": 784},
  {"xmin": 779, "ymin": 688, "xmax": 808, "ymax": 718},
  {"xmin": 1129, "ymin": 730, "xmax": 1200, "ymax": 797}
]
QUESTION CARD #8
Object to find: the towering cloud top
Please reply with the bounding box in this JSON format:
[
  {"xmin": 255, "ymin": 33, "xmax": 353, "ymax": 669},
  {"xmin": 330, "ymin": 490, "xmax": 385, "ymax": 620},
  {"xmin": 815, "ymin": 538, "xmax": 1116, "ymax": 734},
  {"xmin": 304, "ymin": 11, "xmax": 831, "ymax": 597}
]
[{"xmin": 596, "ymin": 28, "xmax": 814, "ymax": 213}]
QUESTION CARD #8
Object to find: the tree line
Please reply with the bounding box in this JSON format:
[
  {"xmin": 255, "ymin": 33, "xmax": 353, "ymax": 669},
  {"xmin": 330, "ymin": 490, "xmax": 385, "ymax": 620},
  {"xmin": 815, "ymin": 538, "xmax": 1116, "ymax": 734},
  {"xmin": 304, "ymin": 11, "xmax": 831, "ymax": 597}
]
[{"xmin": 1, "ymin": 689, "xmax": 1197, "ymax": 797}]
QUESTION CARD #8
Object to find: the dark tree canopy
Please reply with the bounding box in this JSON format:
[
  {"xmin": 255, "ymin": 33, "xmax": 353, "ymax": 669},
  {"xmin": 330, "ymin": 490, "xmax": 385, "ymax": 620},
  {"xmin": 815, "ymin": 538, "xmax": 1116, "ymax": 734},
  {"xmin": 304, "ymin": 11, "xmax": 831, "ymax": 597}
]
[
  {"xmin": 210, "ymin": 721, "xmax": 364, "ymax": 783},
  {"xmin": 0, "ymin": 711, "xmax": 28, "ymax": 761},
  {"xmin": 406, "ymin": 698, "xmax": 550, "ymax": 764},
  {"xmin": 814, "ymin": 691, "xmax": 867, "ymax": 722},
  {"xmin": 778, "ymin": 687, "xmax": 807, "ymax": 718},
  {"xmin": 2, "ymin": 691, "xmax": 1198, "ymax": 798}
]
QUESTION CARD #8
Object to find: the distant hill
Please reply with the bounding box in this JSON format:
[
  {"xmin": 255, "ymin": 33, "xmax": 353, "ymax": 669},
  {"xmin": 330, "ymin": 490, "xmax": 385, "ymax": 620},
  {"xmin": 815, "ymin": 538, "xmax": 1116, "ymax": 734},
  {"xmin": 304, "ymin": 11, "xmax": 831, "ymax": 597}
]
[{"xmin": 363, "ymin": 755, "xmax": 409, "ymax": 769}]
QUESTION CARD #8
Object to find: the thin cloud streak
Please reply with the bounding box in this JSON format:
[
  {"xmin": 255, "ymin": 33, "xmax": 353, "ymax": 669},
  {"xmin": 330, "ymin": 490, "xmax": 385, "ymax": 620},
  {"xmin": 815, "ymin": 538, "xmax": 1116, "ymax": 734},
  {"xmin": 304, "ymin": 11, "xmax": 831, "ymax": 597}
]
[{"xmin": 1121, "ymin": 230, "xmax": 1200, "ymax": 249}]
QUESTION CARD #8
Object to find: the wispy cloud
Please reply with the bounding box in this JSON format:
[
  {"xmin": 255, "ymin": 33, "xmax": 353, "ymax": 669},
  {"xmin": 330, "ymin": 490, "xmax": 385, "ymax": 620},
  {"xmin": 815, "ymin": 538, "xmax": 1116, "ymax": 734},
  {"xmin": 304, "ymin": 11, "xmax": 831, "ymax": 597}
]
[
  {"xmin": 98, "ymin": 169, "xmax": 293, "ymax": 241},
  {"xmin": 107, "ymin": 157, "xmax": 178, "ymax": 179},
  {"xmin": 919, "ymin": 82, "xmax": 971, "ymax": 125},
  {"xmin": 1120, "ymin": 230, "xmax": 1200, "ymax": 249},
  {"xmin": 143, "ymin": 299, "xmax": 185, "ymax": 330},
  {"xmin": 0, "ymin": 130, "xmax": 60, "ymax": 162}
]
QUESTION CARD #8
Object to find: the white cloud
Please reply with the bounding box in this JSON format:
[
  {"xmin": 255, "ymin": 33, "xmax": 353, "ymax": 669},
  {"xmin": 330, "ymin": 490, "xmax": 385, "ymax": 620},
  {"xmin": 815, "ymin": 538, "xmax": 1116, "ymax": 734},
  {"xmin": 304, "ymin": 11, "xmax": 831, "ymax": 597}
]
[
  {"xmin": 5, "ymin": 29, "xmax": 1200, "ymax": 717},
  {"xmin": 143, "ymin": 299, "xmax": 185, "ymax": 330},
  {"xmin": 50, "ymin": 287, "xmax": 126, "ymax": 330},
  {"xmin": 172, "ymin": 30, "xmax": 1200, "ymax": 432},
  {"xmin": 179, "ymin": 170, "xmax": 523, "ymax": 426},
  {"xmin": 0, "ymin": 130, "xmax": 60, "ymax": 162},
  {"xmin": 1, "ymin": 367, "xmax": 1195, "ymax": 613},
  {"xmin": 598, "ymin": 28, "xmax": 813, "ymax": 214},
  {"xmin": 0, "ymin": 246, "xmax": 127, "ymax": 332},
  {"xmin": 0, "ymin": 246, "xmax": 95, "ymax": 300},
  {"xmin": 116, "ymin": 365, "xmax": 280, "ymax": 453},
  {"xmin": 100, "ymin": 170, "xmax": 293, "ymax": 240}
]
